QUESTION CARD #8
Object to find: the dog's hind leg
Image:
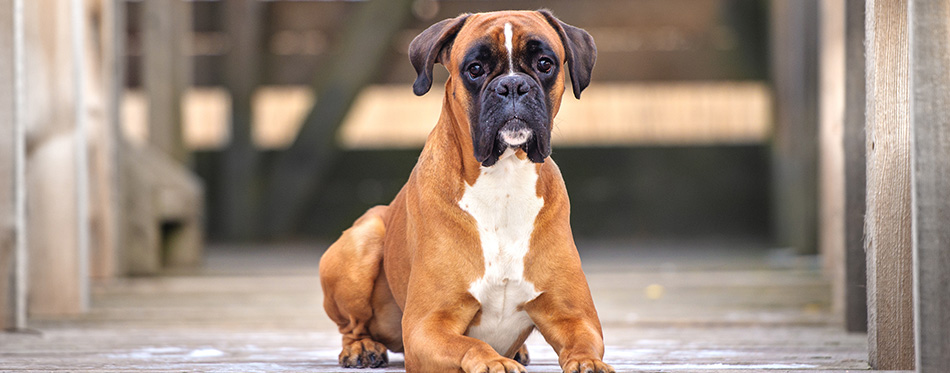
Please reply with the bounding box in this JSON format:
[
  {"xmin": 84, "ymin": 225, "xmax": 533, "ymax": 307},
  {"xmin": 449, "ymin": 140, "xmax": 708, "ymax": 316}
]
[{"xmin": 319, "ymin": 206, "xmax": 401, "ymax": 368}]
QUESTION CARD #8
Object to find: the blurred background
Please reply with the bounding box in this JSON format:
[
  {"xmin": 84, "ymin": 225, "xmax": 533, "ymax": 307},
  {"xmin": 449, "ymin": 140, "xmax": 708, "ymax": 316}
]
[
  {"xmin": 12, "ymin": 1, "xmax": 950, "ymax": 370},
  {"xmin": 129, "ymin": 0, "xmax": 779, "ymax": 244},
  {"xmin": 3, "ymin": 0, "xmax": 832, "ymax": 327}
]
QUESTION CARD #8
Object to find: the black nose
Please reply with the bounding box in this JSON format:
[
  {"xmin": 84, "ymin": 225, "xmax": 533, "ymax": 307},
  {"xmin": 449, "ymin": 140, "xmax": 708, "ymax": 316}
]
[{"xmin": 493, "ymin": 75, "xmax": 531, "ymax": 98}]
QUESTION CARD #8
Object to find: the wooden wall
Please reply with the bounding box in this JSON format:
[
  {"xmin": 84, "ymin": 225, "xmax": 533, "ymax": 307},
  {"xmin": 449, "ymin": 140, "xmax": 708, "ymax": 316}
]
[{"xmin": 908, "ymin": 0, "xmax": 950, "ymax": 369}]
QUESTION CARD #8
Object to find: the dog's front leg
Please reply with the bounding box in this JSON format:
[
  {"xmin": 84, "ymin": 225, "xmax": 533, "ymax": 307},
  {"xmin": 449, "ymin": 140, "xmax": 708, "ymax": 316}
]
[
  {"xmin": 401, "ymin": 290, "xmax": 526, "ymax": 373},
  {"xmin": 525, "ymin": 285, "xmax": 615, "ymax": 373}
]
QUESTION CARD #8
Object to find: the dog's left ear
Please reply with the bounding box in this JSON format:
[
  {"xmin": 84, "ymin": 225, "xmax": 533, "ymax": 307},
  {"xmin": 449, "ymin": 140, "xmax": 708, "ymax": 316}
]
[
  {"xmin": 409, "ymin": 14, "xmax": 471, "ymax": 96},
  {"xmin": 538, "ymin": 9, "xmax": 597, "ymax": 99}
]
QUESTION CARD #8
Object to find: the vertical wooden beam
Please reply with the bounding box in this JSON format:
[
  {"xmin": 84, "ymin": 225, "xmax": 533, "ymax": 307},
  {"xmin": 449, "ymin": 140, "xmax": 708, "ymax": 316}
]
[
  {"xmin": 68, "ymin": 0, "xmax": 90, "ymax": 315},
  {"xmin": 90, "ymin": 0, "xmax": 125, "ymax": 279},
  {"xmin": 142, "ymin": 0, "xmax": 190, "ymax": 163},
  {"xmin": 10, "ymin": 0, "xmax": 25, "ymax": 328},
  {"xmin": 842, "ymin": 0, "xmax": 867, "ymax": 333},
  {"xmin": 24, "ymin": 0, "xmax": 85, "ymax": 317},
  {"xmin": 217, "ymin": 0, "xmax": 263, "ymax": 240},
  {"xmin": 865, "ymin": 0, "xmax": 914, "ymax": 369},
  {"xmin": 908, "ymin": 0, "xmax": 950, "ymax": 370},
  {"xmin": 8, "ymin": 0, "xmax": 26, "ymax": 330},
  {"xmin": 0, "ymin": 0, "xmax": 18, "ymax": 330},
  {"xmin": 770, "ymin": 0, "xmax": 820, "ymax": 255},
  {"xmin": 818, "ymin": 0, "xmax": 846, "ymax": 323}
]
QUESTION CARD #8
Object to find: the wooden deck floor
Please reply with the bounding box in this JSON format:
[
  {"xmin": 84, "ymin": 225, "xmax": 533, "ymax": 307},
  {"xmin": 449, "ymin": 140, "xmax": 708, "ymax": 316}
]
[{"xmin": 1, "ymin": 242, "xmax": 879, "ymax": 372}]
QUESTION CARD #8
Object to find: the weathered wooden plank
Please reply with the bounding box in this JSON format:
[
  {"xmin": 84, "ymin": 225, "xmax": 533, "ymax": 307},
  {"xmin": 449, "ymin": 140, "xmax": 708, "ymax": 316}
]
[
  {"xmin": 68, "ymin": 0, "xmax": 91, "ymax": 318},
  {"xmin": 842, "ymin": 0, "xmax": 867, "ymax": 333},
  {"xmin": 818, "ymin": 0, "xmax": 846, "ymax": 324},
  {"xmin": 142, "ymin": 0, "xmax": 191, "ymax": 163},
  {"xmin": 864, "ymin": 0, "xmax": 915, "ymax": 369},
  {"xmin": 0, "ymin": 245, "xmax": 871, "ymax": 371},
  {"xmin": 908, "ymin": 0, "xmax": 950, "ymax": 370},
  {"xmin": 770, "ymin": 0, "xmax": 820, "ymax": 255}
]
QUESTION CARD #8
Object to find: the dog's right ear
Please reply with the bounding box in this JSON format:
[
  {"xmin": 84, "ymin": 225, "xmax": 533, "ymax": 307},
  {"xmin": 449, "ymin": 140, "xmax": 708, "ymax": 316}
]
[{"xmin": 409, "ymin": 14, "xmax": 470, "ymax": 96}]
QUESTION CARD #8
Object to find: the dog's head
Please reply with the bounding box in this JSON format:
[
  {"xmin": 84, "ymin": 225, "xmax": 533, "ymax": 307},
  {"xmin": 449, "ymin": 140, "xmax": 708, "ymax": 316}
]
[{"xmin": 409, "ymin": 10, "xmax": 596, "ymax": 167}]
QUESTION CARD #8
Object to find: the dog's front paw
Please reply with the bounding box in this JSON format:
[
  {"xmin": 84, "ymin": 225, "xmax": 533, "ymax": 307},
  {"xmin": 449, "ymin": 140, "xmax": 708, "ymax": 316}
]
[
  {"xmin": 339, "ymin": 338, "xmax": 388, "ymax": 368},
  {"xmin": 562, "ymin": 358, "xmax": 614, "ymax": 373},
  {"xmin": 467, "ymin": 357, "xmax": 526, "ymax": 373}
]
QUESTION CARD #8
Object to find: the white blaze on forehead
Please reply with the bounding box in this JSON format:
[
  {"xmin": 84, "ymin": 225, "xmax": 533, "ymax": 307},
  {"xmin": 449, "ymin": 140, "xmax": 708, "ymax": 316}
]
[{"xmin": 504, "ymin": 22, "xmax": 514, "ymax": 74}]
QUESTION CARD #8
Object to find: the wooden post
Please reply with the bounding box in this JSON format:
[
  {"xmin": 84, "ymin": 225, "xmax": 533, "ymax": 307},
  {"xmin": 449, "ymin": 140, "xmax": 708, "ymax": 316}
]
[
  {"xmin": 68, "ymin": 0, "xmax": 90, "ymax": 316},
  {"xmin": 842, "ymin": 0, "xmax": 867, "ymax": 333},
  {"xmin": 23, "ymin": 0, "xmax": 87, "ymax": 316},
  {"xmin": 142, "ymin": 0, "xmax": 190, "ymax": 163},
  {"xmin": 90, "ymin": 0, "xmax": 125, "ymax": 279},
  {"xmin": 865, "ymin": 0, "xmax": 914, "ymax": 369},
  {"xmin": 217, "ymin": 0, "xmax": 263, "ymax": 240},
  {"xmin": 908, "ymin": 0, "xmax": 950, "ymax": 370},
  {"xmin": 770, "ymin": 0, "xmax": 820, "ymax": 255},
  {"xmin": 818, "ymin": 0, "xmax": 846, "ymax": 323}
]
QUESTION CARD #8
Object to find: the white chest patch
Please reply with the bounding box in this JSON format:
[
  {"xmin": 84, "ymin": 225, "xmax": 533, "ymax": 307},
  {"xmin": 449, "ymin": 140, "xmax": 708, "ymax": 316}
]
[{"xmin": 458, "ymin": 149, "xmax": 543, "ymax": 355}]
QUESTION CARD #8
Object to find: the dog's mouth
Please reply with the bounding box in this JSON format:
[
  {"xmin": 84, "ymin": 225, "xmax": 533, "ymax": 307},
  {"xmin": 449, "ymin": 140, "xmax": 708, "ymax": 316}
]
[
  {"xmin": 498, "ymin": 118, "xmax": 532, "ymax": 147},
  {"xmin": 475, "ymin": 117, "xmax": 549, "ymax": 167}
]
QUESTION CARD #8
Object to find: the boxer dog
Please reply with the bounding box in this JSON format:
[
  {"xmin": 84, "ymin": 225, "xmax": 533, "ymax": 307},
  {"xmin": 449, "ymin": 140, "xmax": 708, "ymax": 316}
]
[{"xmin": 319, "ymin": 10, "xmax": 613, "ymax": 373}]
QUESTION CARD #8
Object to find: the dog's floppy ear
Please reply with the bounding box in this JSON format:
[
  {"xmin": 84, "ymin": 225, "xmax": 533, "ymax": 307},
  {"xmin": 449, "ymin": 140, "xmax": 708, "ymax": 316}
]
[
  {"xmin": 409, "ymin": 14, "xmax": 471, "ymax": 96},
  {"xmin": 538, "ymin": 9, "xmax": 596, "ymax": 99}
]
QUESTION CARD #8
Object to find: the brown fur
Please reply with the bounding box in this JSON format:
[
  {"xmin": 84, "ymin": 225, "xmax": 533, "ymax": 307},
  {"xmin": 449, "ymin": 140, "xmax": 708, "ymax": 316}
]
[{"xmin": 320, "ymin": 10, "xmax": 612, "ymax": 373}]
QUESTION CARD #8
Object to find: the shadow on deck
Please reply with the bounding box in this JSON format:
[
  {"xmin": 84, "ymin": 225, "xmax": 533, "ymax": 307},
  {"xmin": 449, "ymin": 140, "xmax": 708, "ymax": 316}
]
[{"xmin": 0, "ymin": 242, "xmax": 871, "ymax": 372}]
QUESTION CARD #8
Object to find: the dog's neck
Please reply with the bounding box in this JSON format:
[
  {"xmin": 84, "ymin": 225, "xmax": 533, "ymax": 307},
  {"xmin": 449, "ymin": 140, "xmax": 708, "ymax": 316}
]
[{"xmin": 428, "ymin": 85, "xmax": 484, "ymax": 186}]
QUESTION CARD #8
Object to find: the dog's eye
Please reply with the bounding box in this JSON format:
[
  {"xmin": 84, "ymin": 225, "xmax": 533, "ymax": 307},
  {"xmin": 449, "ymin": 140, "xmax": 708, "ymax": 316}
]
[
  {"xmin": 467, "ymin": 63, "xmax": 485, "ymax": 78},
  {"xmin": 537, "ymin": 57, "xmax": 554, "ymax": 74}
]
